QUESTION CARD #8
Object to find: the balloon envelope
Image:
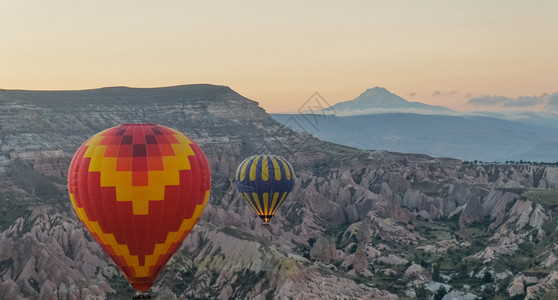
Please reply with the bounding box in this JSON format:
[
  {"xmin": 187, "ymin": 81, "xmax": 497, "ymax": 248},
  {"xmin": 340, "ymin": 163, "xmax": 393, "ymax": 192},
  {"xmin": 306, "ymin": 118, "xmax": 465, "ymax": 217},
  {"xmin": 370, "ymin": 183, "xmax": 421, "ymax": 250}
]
[
  {"xmin": 235, "ymin": 155, "xmax": 294, "ymax": 225},
  {"xmin": 67, "ymin": 123, "xmax": 211, "ymax": 291}
]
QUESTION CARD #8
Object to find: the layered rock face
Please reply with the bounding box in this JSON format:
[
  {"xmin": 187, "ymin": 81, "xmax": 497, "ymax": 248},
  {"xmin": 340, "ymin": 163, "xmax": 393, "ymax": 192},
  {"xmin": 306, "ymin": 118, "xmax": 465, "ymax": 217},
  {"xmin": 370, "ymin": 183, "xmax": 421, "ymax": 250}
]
[
  {"xmin": 9, "ymin": 150, "xmax": 68, "ymax": 177},
  {"xmin": 1, "ymin": 85, "xmax": 558, "ymax": 299}
]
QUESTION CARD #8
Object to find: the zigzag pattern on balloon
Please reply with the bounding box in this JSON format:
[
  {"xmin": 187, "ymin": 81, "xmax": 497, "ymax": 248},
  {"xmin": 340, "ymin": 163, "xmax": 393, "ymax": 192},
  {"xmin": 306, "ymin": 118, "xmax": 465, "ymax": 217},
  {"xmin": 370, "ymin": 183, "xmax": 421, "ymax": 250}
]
[{"xmin": 68, "ymin": 123, "xmax": 211, "ymax": 291}]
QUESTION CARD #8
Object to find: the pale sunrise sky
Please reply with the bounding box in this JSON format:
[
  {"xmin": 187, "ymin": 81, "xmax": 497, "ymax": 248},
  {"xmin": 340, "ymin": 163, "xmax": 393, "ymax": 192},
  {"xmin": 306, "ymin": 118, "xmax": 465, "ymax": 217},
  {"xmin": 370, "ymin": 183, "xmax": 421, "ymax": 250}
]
[{"xmin": 1, "ymin": 0, "xmax": 557, "ymax": 112}]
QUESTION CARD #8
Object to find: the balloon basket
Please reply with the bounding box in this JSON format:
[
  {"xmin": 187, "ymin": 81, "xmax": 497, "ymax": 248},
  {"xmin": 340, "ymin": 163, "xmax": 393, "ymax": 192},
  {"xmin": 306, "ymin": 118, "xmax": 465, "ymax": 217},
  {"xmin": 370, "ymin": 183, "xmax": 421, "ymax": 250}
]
[
  {"xmin": 261, "ymin": 221, "xmax": 270, "ymax": 228},
  {"xmin": 132, "ymin": 292, "xmax": 153, "ymax": 299}
]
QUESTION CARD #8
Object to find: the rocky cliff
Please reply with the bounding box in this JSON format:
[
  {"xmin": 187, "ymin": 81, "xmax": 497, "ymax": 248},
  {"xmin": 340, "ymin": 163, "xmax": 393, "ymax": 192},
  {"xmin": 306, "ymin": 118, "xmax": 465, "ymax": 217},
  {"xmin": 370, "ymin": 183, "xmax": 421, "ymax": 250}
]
[{"xmin": 1, "ymin": 84, "xmax": 557, "ymax": 299}]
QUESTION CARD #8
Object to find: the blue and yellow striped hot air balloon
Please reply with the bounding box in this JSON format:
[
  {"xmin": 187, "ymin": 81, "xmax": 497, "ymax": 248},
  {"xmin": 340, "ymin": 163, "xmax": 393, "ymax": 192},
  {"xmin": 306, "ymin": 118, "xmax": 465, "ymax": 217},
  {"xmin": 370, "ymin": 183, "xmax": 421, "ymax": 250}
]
[{"xmin": 235, "ymin": 155, "xmax": 295, "ymax": 227}]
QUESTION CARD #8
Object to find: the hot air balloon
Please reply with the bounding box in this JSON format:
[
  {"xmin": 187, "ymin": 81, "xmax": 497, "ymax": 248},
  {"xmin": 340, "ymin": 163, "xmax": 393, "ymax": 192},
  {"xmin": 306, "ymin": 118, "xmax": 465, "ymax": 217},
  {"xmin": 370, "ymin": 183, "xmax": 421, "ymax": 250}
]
[
  {"xmin": 67, "ymin": 123, "xmax": 211, "ymax": 292},
  {"xmin": 235, "ymin": 155, "xmax": 295, "ymax": 227}
]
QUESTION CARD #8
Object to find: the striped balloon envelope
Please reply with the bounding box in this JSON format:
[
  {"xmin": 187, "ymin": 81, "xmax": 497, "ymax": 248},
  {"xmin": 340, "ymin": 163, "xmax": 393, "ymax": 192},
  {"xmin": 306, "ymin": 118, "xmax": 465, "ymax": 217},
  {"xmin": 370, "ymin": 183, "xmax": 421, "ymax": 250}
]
[
  {"xmin": 235, "ymin": 155, "xmax": 295, "ymax": 226},
  {"xmin": 67, "ymin": 123, "xmax": 211, "ymax": 291}
]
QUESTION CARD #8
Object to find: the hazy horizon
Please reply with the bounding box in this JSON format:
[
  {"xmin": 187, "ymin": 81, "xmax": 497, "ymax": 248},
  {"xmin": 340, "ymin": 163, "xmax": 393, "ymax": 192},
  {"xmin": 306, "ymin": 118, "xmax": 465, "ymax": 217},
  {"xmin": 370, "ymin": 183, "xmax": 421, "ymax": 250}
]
[{"xmin": 2, "ymin": 83, "xmax": 557, "ymax": 115}]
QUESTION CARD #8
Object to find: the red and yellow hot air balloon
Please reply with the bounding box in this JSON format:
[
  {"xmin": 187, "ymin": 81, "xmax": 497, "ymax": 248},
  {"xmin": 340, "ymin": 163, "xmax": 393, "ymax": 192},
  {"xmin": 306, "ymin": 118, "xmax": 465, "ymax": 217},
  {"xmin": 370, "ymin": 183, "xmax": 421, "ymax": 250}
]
[{"xmin": 67, "ymin": 123, "xmax": 211, "ymax": 291}]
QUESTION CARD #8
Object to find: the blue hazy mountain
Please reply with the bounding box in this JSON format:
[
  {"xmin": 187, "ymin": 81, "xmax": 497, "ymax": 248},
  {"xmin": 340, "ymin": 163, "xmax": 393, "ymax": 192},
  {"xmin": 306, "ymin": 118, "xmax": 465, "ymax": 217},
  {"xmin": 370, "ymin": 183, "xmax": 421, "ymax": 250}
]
[
  {"xmin": 324, "ymin": 87, "xmax": 453, "ymax": 115},
  {"xmin": 271, "ymin": 112, "xmax": 558, "ymax": 162},
  {"xmin": 273, "ymin": 87, "xmax": 558, "ymax": 161}
]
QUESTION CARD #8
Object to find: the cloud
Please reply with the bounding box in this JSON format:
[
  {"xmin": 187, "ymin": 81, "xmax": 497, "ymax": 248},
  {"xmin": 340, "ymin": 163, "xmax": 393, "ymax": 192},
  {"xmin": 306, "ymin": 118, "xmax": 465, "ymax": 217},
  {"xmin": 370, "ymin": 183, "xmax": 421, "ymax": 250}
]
[
  {"xmin": 545, "ymin": 93, "xmax": 558, "ymax": 110},
  {"xmin": 431, "ymin": 90, "xmax": 459, "ymax": 97},
  {"xmin": 511, "ymin": 96, "xmax": 543, "ymax": 107},
  {"xmin": 468, "ymin": 95, "xmax": 544, "ymax": 108}
]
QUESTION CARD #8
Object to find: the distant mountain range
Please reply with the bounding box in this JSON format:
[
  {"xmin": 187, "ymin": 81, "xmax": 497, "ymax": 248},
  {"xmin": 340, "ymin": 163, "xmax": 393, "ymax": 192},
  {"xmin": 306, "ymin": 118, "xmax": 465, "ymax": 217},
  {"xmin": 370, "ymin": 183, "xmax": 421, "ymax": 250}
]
[
  {"xmin": 313, "ymin": 87, "xmax": 453, "ymax": 116},
  {"xmin": 274, "ymin": 87, "xmax": 558, "ymax": 162}
]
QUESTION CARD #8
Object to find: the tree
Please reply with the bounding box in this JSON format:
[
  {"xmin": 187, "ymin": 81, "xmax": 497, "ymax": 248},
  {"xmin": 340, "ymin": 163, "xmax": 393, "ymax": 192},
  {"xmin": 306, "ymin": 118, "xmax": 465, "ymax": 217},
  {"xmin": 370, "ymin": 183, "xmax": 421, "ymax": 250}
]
[
  {"xmin": 432, "ymin": 264, "xmax": 441, "ymax": 282},
  {"xmin": 482, "ymin": 271, "xmax": 493, "ymax": 283},
  {"xmin": 434, "ymin": 286, "xmax": 447, "ymax": 300},
  {"xmin": 308, "ymin": 237, "xmax": 316, "ymax": 247},
  {"xmin": 416, "ymin": 285, "xmax": 428, "ymax": 298}
]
